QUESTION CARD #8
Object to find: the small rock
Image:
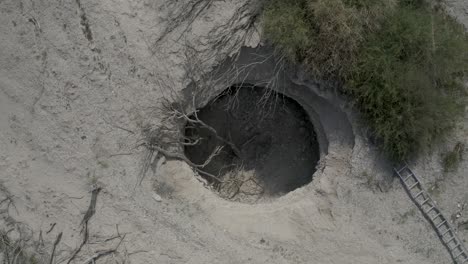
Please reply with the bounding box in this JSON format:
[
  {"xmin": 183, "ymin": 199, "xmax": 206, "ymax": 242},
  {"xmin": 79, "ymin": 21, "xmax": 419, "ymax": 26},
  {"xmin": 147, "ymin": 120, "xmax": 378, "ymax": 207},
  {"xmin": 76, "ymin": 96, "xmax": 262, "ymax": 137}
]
[{"xmin": 152, "ymin": 193, "xmax": 162, "ymax": 202}]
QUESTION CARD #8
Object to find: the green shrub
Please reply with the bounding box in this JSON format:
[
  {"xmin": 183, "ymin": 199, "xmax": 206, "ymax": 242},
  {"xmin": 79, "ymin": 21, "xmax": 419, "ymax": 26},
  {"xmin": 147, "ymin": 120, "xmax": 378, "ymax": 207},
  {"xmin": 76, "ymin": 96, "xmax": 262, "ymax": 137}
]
[
  {"xmin": 263, "ymin": 0, "xmax": 396, "ymax": 78},
  {"xmin": 263, "ymin": 0, "xmax": 311, "ymax": 61},
  {"xmin": 262, "ymin": 0, "xmax": 468, "ymax": 161},
  {"xmin": 303, "ymin": 0, "xmax": 365, "ymax": 78},
  {"xmin": 347, "ymin": 4, "xmax": 467, "ymax": 160}
]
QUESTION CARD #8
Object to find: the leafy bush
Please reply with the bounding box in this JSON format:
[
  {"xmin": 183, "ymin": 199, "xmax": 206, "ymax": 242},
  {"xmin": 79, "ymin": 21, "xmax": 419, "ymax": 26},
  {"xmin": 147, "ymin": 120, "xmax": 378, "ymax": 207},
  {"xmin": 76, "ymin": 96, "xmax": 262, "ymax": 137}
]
[
  {"xmin": 262, "ymin": 0, "xmax": 468, "ymax": 161},
  {"xmin": 264, "ymin": 0, "xmax": 395, "ymax": 78},
  {"xmin": 263, "ymin": 0, "xmax": 312, "ymax": 61},
  {"xmin": 346, "ymin": 3, "xmax": 467, "ymax": 160}
]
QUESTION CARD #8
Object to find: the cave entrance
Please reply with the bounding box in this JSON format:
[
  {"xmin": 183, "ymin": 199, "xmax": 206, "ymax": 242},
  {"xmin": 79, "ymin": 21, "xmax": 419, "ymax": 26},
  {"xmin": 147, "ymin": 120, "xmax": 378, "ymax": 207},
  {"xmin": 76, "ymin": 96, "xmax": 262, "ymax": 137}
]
[{"xmin": 184, "ymin": 84, "xmax": 320, "ymax": 202}]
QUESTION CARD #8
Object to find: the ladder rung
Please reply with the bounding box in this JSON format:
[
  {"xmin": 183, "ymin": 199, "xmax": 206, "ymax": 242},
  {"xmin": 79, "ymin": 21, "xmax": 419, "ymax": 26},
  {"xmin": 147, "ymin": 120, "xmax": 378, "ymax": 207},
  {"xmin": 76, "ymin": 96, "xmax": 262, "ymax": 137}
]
[
  {"xmin": 441, "ymin": 228, "xmax": 452, "ymax": 237},
  {"xmin": 431, "ymin": 213, "xmax": 441, "ymax": 221},
  {"xmin": 450, "ymin": 243, "xmax": 460, "ymax": 251},
  {"xmin": 397, "ymin": 165, "xmax": 407, "ymax": 173},
  {"xmin": 403, "ymin": 174, "xmax": 413, "ymax": 181},
  {"xmin": 397, "ymin": 164, "xmax": 468, "ymax": 263},
  {"xmin": 444, "ymin": 236, "xmax": 456, "ymax": 244},
  {"xmin": 414, "ymin": 191, "xmax": 424, "ymax": 198},
  {"xmin": 436, "ymin": 220, "xmax": 447, "ymax": 229},
  {"xmin": 454, "ymin": 250, "xmax": 464, "ymax": 259}
]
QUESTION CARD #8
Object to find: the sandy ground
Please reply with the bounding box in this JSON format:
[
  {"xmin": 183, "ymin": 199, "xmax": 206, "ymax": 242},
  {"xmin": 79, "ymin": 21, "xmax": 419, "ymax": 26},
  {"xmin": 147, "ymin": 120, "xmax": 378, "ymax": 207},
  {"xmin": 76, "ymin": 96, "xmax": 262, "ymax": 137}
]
[{"xmin": 0, "ymin": 0, "xmax": 467, "ymax": 263}]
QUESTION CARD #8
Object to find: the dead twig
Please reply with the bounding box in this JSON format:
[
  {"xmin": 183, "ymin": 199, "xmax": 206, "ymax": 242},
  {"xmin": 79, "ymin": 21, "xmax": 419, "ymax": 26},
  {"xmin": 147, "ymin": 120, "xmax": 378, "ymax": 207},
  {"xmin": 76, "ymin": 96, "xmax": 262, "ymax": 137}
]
[
  {"xmin": 81, "ymin": 235, "xmax": 125, "ymax": 264},
  {"xmin": 154, "ymin": 0, "xmax": 215, "ymax": 45},
  {"xmin": 80, "ymin": 187, "xmax": 102, "ymax": 227},
  {"xmin": 178, "ymin": 111, "xmax": 242, "ymax": 157},
  {"xmin": 49, "ymin": 232, "xmax": 62, "ymax": 264},
  {"xmin": 101, "ymin": 117, "xmax": 135, "ymax": 135},
  {"xmin": 217, "ymin": 164, "xmax": 264, "ymax": 200},
  {"xmin": 0, "ymin": 194, "xmax": 18, "ymax": 215},
  {"xmin": 46, "ymin": 223, "xmax": 56, "ymax": 234},
  {"xmin": 145, "ymin": 143, "xmax": 224, "ymax": 182},
  {"xmin": 67, "ymin": 187, "xmax": 102, "ymax": 264},
  {"xmin": 67, "ymin": 223, "xmax": 89, "ymax": 264}
]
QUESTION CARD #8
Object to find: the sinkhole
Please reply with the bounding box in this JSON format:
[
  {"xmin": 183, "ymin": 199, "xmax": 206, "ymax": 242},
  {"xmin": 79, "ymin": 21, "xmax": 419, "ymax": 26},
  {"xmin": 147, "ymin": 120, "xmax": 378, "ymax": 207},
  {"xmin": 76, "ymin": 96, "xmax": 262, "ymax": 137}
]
[{"xmin": 184, "ymin": 84, "xmax": 320, "ymax": 202}]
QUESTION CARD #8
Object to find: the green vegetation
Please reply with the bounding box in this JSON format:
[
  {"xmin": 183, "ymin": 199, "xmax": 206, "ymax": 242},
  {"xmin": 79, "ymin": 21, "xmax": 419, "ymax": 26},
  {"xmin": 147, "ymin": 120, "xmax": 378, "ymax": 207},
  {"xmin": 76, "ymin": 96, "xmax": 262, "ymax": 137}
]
[
  {"xmin": 263, "ymin": 0, "xmax": 468, "ymax": 161},
  {"xmin": 442, "ymin": 142, "xmax": 465, "ymax": 172},
  {"xmin": 263, "ymin": 0, "xmax": 311, "ymax": 61}
]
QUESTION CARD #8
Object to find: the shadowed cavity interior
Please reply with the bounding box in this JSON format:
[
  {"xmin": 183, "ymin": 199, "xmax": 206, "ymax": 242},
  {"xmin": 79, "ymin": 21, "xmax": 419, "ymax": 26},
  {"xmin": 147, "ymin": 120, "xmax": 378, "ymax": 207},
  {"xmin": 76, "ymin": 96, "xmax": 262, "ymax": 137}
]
[{"xmin": 184, "ymin": 84, "xmax": 320, "ymax": 201}]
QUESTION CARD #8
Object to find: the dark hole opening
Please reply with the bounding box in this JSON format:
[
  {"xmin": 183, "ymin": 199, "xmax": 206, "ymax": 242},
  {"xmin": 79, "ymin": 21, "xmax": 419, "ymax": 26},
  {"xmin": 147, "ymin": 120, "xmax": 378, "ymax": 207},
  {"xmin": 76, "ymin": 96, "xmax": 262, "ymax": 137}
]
[{"xmin": 184, "ymin": 84, "xmax": 320, "ymax": 202}]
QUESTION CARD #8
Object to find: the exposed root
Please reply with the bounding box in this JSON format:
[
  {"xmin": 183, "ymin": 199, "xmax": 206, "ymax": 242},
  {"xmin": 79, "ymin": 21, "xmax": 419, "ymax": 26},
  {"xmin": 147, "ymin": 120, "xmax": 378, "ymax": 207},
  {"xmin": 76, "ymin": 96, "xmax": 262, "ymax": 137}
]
[
  {"xmin": 81, "ymin": 235, "xmax": 125, "ymax": 264},
  {"xmin": 142, "ymin": 142, "xmax": 224, "ymax": 183},
  {"xmin": 48, "ymin": 232, "xmax": 62, "ymax": 264},
  {"xmin": 67, "ymin": 187, "xmax": 102, "ymax": 264},
  {"xmin": 0, "ymin": 183, "xmax": 47, "ymax": 263},
  {"xmin": 217, "ymin": 164, "xmax": 264, "ymax": 200}
]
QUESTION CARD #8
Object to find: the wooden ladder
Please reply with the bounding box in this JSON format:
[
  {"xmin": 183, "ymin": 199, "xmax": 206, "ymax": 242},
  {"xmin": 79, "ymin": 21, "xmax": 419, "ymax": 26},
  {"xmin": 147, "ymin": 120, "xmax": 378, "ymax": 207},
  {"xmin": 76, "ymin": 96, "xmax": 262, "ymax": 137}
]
[{"xmin": 394, "ymin": 164, "xmax": 468, "ymax": 264}]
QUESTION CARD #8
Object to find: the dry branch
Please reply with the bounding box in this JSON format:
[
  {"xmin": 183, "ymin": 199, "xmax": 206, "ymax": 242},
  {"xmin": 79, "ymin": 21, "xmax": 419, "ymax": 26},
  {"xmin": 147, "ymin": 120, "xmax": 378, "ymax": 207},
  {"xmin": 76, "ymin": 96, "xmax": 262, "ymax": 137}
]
[
  {"xmin": 46, "ymin": 223, "xmax": 56, "ymax": 234},
  {"xmin": 81, "ymin": 235, "xmax": 125, "ymax": 264},
  {"xmin": 66, "ymin": 223, "xmax": 89, "ymax": 264},
  {"xmin": 169, "ymin": 106, "xmax": 241, "ymax": 157},
  {"xmin": 80, "ymin": 187, "xmax": 101, "ymax": 226},
  {"xmin": 144, "ymin": 143, "xmax": 224, "ymax": 183},
  {"xmin": 67, "ymin": 187, "xmax": 102, "ymax": 264},
  {"xmin": 49, "ymin": 232, "xmax": 62, "ymax": 264}
]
